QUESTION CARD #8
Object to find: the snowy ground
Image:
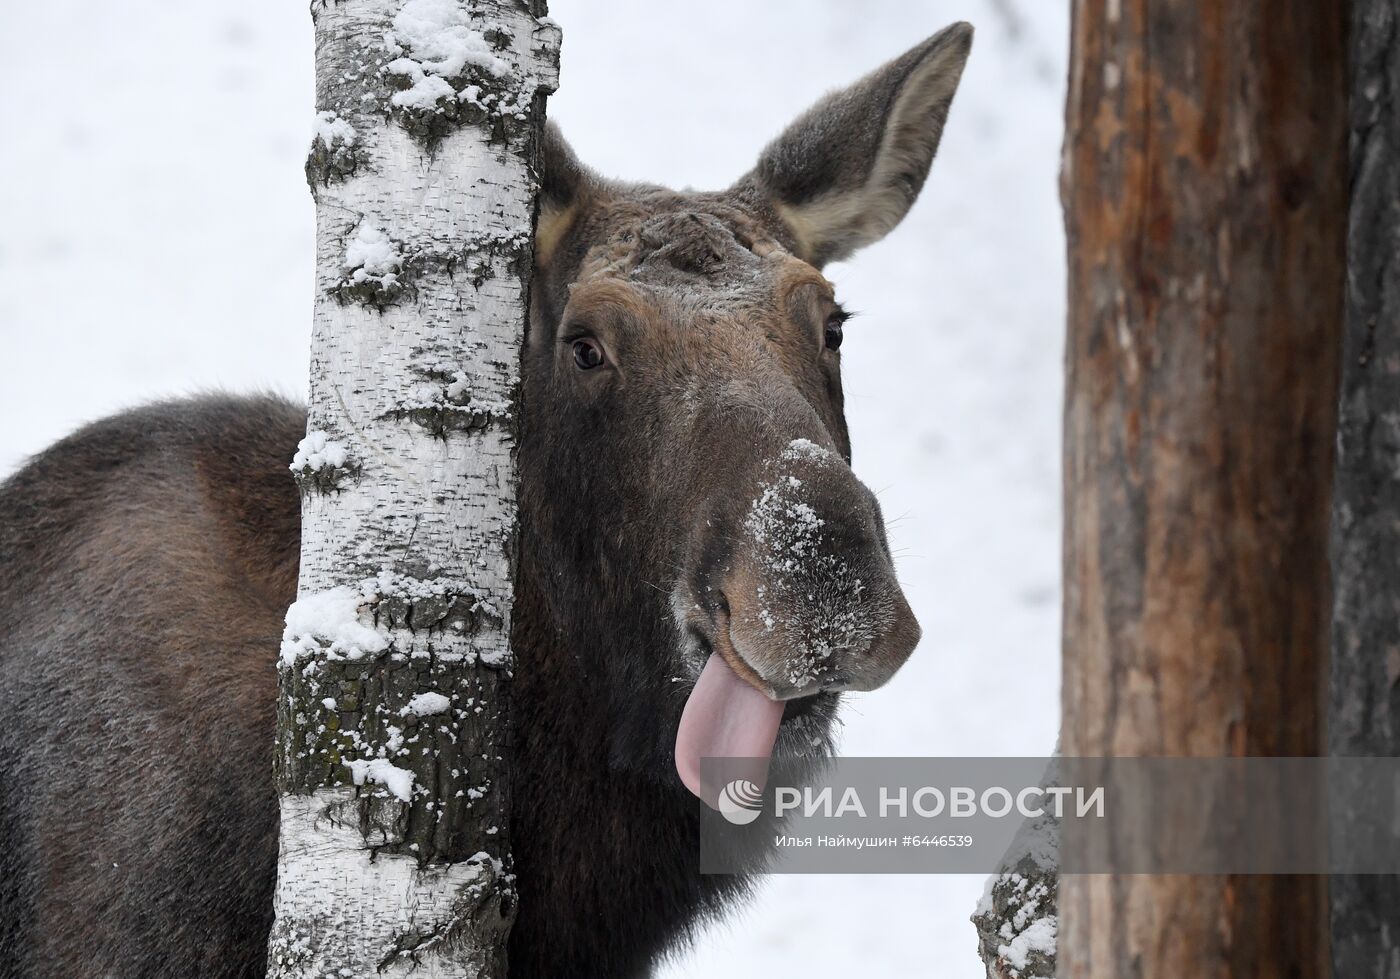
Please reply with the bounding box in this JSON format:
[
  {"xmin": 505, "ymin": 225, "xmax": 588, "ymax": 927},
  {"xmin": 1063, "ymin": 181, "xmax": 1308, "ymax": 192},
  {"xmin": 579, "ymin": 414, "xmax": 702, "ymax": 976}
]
[{"xmin": 0, "ymin": 1, "xmax": 1066, "ymax": 975}]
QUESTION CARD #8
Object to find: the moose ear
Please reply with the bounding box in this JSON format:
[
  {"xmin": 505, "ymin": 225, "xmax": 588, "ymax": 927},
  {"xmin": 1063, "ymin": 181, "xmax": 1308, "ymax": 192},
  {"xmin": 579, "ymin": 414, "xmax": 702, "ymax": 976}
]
[
  {"xmin": 742, "ymin": 23, "xmax": 973, "ymax": 267},
  {"xmin": 535, "ymin": 122, "xmax": 588, "ymax": 267}
]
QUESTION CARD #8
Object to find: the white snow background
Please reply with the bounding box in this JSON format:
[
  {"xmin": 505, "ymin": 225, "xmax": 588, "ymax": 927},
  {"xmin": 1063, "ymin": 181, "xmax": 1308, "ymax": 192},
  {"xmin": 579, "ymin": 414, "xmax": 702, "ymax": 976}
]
[{"xmin": 0, "ymin": 1, "xmax": 1066, "ymax": 975}]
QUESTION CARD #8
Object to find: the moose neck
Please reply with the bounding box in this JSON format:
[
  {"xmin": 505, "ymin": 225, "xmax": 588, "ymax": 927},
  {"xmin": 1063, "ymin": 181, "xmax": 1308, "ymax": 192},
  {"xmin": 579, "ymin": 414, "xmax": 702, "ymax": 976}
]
[
  {"xmin": 506, "ymin": 551, "xmax": 751, "ymax": 978},
  {"xmin": 511, "ymin": 494, "xmax": 691, "ymax": 775}
]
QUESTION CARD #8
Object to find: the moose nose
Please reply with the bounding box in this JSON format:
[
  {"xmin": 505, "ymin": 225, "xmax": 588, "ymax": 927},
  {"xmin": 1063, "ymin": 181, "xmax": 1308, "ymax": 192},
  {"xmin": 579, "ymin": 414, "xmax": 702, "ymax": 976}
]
[{"xmin": 712, "ymin": 438, "xmax": 922, "ymax": 699}]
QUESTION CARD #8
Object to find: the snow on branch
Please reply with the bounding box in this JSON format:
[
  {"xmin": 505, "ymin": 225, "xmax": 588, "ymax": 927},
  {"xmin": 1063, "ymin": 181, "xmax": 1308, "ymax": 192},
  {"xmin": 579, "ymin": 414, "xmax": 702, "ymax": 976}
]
[
  {"xmin": 290, "ymin": 429, "xmax": 359, "ymax": 494},
  {"xmin": 279, "ymin": 570, "xmax": 501, "ymax": 668},
  {"xmin": 380, "ymin": 0, "xmax": 561, "ymax": 139}
]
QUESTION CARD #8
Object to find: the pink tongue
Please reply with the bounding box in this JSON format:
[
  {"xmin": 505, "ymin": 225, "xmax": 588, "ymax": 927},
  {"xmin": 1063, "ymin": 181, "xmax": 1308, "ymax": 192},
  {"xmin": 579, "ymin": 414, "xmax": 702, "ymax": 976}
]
[{"xmin": 675, "ymin": 652, "xmax": 785, "ymax": 805}]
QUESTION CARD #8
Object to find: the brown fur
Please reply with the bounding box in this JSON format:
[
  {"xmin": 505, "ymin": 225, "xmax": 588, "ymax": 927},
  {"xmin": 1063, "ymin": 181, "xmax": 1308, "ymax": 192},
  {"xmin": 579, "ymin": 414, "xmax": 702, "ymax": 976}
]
[
  {"xmin": 0, "ymin": 25, "xmax": 972, "ymax": 978},
  {"xmin": 0, "ymin": 397, "xmax": 299, "ymax": 977}
]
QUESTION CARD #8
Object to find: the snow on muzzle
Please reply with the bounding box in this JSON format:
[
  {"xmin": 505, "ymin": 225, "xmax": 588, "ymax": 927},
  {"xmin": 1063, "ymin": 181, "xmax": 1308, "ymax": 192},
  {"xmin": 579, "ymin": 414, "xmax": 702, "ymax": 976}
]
[{"xmin": 675, "ymin": 438, "xmax": 921, "ymax": 802}]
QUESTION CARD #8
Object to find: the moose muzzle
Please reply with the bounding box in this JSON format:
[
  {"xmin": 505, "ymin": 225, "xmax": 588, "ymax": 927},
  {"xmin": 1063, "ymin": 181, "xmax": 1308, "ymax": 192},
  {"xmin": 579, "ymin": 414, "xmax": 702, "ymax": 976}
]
[{"xmin": 675, "ymin": 435, "xmax": 921, "ymax": 800}]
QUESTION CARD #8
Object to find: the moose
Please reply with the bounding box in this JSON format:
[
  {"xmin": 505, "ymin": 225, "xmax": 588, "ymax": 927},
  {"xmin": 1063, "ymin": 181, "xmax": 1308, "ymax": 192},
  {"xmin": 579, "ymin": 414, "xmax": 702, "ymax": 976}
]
[{"xmin": 0, "ymin": 24, "xmax": 972, "ymax": 978}]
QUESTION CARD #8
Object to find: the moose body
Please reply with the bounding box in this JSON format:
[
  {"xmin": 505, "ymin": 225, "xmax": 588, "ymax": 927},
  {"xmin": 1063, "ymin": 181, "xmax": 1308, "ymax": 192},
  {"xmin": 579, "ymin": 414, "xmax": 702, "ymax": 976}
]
[{"xmin": 0, "ymin": 25, "xmax": 971, "ymax": 978}]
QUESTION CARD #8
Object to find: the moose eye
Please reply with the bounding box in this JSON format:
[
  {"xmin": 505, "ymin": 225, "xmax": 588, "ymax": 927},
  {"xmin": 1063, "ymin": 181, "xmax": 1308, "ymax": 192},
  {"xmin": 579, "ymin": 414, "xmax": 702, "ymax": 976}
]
[
  {"xmin": 572, "ymin": 337, "xmax": 606, "ymax": 370},
  {"xmin": 824, "ymin": 314, "xmax": 845, "ymax": 351}
]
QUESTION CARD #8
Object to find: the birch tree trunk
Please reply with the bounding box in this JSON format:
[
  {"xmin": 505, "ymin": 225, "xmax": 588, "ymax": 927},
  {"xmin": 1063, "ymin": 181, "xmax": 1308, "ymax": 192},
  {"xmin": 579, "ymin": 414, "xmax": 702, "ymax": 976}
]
[
  {"xmin": 266, "ymin": 2, "xmax": 559, "ymax": 975},
  {"xmin": 1058, "ymin": 2, "xmax": 1345, "ymax": 977},
  {"xmin": 1332, "ymin": 2, "xmax": 1400, "ymax": 974}
]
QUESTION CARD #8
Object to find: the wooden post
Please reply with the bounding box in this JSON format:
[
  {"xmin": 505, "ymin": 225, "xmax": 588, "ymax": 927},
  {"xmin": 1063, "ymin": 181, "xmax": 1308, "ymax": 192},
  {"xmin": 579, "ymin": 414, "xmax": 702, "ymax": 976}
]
[{"xmin": 1059, "ymin": 1, "xmax": 1346, "ymax": 976}]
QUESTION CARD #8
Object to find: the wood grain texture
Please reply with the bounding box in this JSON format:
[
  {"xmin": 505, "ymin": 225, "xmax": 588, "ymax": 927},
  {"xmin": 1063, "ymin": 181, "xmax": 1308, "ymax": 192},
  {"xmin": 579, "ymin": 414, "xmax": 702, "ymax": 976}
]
[{"xmin": 1059, "ymin": 1, "xmax": 1345, "ymax": 976}]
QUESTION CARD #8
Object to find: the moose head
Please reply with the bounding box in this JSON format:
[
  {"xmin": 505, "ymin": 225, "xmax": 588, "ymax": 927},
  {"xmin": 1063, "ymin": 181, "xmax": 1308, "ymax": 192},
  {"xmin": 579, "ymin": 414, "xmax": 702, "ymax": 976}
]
[{"xmin": 516, "ymin": 23, "xmax": 974, "ymax": 800}]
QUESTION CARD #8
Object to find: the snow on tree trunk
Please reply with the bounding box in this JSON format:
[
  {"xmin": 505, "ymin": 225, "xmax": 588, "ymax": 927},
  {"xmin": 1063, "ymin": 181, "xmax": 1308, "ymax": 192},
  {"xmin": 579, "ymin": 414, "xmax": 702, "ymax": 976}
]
[
  {"xmin": 266, "ymin": 1, "xmax": 559, "ymax": 976},
  {"xmin": 971, "ymin": 763, "xmax": 1060, "ymax": 979},
  {"xmin": 1332, "ymin": 2, "xmax": 1400, "ymax": 974}
]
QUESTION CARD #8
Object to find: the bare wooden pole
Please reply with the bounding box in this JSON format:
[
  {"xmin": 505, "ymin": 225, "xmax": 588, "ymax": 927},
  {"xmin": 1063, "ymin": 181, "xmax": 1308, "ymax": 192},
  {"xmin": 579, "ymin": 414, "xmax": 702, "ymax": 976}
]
[{"xmin": 1059, "ymin": 1, "xmax": 1346, "ymax": 976}]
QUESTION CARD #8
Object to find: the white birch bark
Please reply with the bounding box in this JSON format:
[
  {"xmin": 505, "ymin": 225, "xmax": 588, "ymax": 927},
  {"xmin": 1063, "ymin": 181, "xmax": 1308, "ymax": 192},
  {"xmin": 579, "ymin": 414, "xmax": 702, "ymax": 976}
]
[{"xmin": 268, "ymin": 1, "xmax": 559, "ymax": 975}]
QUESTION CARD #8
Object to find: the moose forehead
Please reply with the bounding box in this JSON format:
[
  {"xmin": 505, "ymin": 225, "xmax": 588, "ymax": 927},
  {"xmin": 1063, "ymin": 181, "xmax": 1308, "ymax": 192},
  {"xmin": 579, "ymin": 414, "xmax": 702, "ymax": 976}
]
[{"xmin": 560, "ymin": 194, "xmax": 837, "ymax": 339}]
